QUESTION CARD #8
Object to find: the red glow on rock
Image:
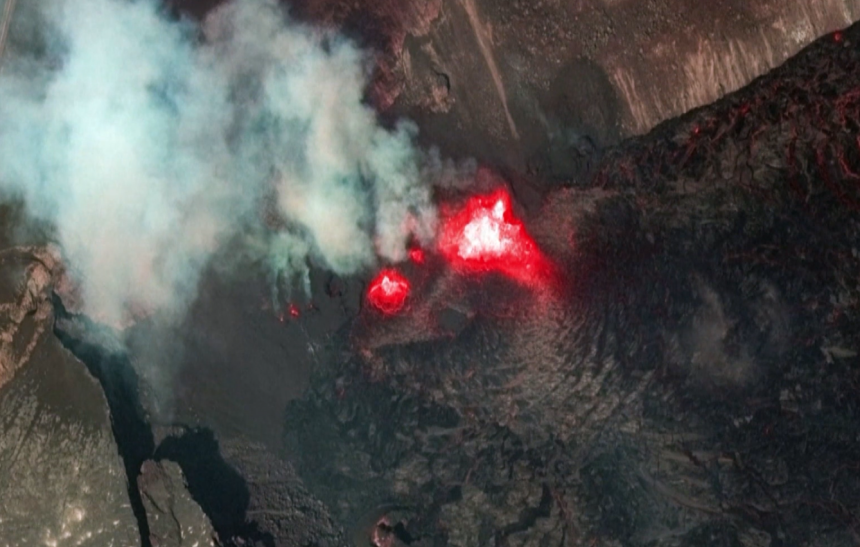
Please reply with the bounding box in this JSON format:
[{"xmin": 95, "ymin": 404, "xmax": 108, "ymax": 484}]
[
  {"xmin": 367, "ymin": 268, "xmax": 410, "ymax": 314},
  {"xmin": 289, "ymin": 304, "xmax": 301, "ymax": 318},
  {"xmin": 438, "ymin": 189, "xmax": 548, "ymax": 283},
  {"xmin": 409, "ymin": 248, "xmax": 425, "ymax": 264},
  {"xmin": 834, "ymin": 31, "xmax": 844, "ymax": 43}
]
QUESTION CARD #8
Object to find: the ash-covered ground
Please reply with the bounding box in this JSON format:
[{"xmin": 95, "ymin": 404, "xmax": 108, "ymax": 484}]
[{"xmin": 3, "ymin": 2, "xmax": 860, "ymax": 547}]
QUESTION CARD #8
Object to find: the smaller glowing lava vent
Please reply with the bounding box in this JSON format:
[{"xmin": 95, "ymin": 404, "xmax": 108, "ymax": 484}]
[
  {"xmin": 438, "ymin": 189, "xmax": 548, "ymax": 283},
  {"xmin": 367, "ymin": 268, "xmax": 411, "ymax": 314},
  {"xmin": 409, "ymin": 247, "xmax": 426, "ymax": 264}
]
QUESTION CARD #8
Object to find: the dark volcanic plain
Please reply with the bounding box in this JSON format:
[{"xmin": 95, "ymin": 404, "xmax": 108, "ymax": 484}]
[
  {"xmin": 3, "ymin": 1, "xmax": 860, "ymax": 547},
  {"xmin": 283, "ymin": 24, "xmax": 860, "ymax": 547}
]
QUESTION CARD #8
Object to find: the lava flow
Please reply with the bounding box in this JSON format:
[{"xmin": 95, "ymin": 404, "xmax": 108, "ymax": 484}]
[
  {"xmin": 438, "ymin": 189, "xmax": 548, "ymax": 283},
  {"xmin": 367, "ymin": 268, "xmax": 411, "ymax": 314}
]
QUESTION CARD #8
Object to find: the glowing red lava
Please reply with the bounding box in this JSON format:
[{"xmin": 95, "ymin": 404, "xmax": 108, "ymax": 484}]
[
  {"xmin": 409, "ymin": 247, "xmax": 426, "ymax": 264},
  {"xmin": 278, "ymin": 303, "xmax": 302, "ymax": 322},
  {"xmin": 367, "ymin": 268, "xmax": 410, "ymax": 314},
  {"xmin": 437, "ymin": 189, "xmax": 547, "ymax": 282}
]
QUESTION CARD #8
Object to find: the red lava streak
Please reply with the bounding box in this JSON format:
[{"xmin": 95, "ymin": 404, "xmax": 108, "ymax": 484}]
[
  {"xmin": 367, "ymin": 268, "xmax": 410, "ymax": 314},
  {"xmin": 438, "ymin": 189, "xmax": 547, "ymax": 282}
]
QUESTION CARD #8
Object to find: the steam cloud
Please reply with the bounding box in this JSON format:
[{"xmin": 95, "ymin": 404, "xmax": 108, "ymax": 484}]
[{"xmin": 0, "ymin": 0, "xmax": 439, "ymax": 326}]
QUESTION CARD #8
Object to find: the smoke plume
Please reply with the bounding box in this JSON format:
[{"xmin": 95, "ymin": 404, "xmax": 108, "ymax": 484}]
[{"xmin": 0, "ymin": 0, "xmax": 438, "ymax": 327}]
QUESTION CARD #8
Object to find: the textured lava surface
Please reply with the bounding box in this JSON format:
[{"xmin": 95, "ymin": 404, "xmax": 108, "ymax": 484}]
[{"xmin": 284, "ymin": 24, "xmax": 860, "ymax": 547}]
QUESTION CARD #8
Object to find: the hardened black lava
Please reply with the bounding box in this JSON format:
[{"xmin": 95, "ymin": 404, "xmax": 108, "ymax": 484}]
[{"xmin": 282, "ymin": 24, "xmax": 860, "ymax": 546}]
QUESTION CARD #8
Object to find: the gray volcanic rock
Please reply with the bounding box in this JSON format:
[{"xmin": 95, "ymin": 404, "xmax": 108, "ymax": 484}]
[
  {"xmin": 146, "ymin": 427, "xmax": 349, "ymax": 547},
  {"xmin": 219, "ymin": 437, "xmax": 349, "ymax": 547},
  {"xmin": 138, "ymin": 460, "xmax": 216, "ymax": 547},
  {"xmin": 0, "ymin": 246, "xmax": 140, "ymax": 546}
]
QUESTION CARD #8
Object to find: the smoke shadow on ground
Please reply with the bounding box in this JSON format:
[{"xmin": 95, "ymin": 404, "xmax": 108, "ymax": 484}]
[
  {"xmin": 52, "ymin": 295, "xmax": 156, "ymax": 547},
  {"xmin": 155, "ymin": 428, "xmax": 275, "ymax": 546},
  {"xmin": 141, "ymin": 261, "xmax": 317, "ymax": 447},
  {"xmin": 52, "ymin": 294, "xmax": 275, "ymax": 546}
]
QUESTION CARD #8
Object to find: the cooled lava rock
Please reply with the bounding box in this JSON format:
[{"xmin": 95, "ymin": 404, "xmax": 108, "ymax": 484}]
[
  {"xmin": 138, "ymin": 460, "xmax": 216, "ymax": 547},
  {"xmin": 282, "ymin": 23, "xmax": 860, "ymax": 547}
]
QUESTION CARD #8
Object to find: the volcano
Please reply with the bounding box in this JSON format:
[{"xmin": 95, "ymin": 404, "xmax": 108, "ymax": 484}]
[{"xmin": 3, "ymin": 1, "xmax": 860, "ymax": 547}]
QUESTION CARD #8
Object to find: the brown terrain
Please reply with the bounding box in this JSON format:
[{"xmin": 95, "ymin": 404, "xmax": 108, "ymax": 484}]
[{"xmin": 283, "ymin": 0, "xmax": 860, "ymax": 178}]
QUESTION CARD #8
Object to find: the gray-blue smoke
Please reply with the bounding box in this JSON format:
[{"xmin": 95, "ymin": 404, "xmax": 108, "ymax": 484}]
[{"xmin": 0, "ymin": 0, "xmax": 438, "ymax": 327}]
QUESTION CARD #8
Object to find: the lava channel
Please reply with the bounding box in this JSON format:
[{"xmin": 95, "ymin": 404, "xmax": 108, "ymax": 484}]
[
  {"xmin": 437, "ymin": 189, "xmax": 549, "ymax": 283},
  {"xmin": 367, "ymin": 268, "xmax": 410, "ymax": 314}
]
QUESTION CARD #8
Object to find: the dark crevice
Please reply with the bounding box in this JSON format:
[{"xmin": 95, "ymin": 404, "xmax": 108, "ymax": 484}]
[
  {"xmin": 51, "ymin": 293, "xmax": 155, "ymax": 547},
  {"xmin": 155, "ymin": 428, "xmax": 276, "ymax": 546},
  {"xmin": 392, "ymin": 522, "xmax": 415, "ymax": 544},
  {"xmin": 50, "ymin": 293, "xmax": 276, "ymax": 546},
  {"xmin": 376, "ymin": 520, "xmax": 416, "ymax": 545}
]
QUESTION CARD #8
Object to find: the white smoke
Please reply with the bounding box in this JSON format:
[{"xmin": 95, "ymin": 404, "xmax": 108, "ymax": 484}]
[{"xmin": 0, "ymin": 0, "xmax": 438, "ymax": 327}]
